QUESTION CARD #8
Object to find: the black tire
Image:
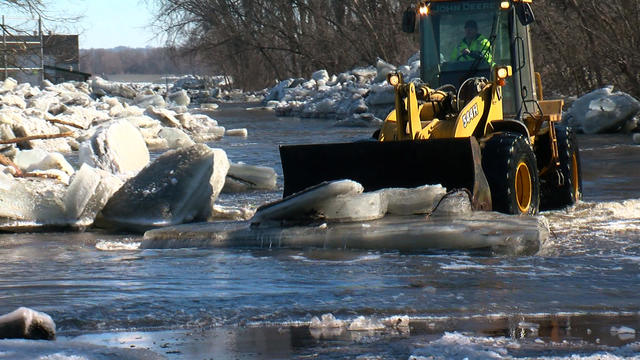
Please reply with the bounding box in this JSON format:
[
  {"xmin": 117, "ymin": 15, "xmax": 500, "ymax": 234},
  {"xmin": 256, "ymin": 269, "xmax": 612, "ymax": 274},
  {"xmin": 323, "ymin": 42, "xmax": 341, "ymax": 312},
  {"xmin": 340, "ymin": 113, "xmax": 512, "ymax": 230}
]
[
  {"xmin": 481, "ymin": 133, "xmax": 540, "ymax": 215},
  {"xmin": 540, "ymin": 125, "xmax": 583, "ymax": 210}
]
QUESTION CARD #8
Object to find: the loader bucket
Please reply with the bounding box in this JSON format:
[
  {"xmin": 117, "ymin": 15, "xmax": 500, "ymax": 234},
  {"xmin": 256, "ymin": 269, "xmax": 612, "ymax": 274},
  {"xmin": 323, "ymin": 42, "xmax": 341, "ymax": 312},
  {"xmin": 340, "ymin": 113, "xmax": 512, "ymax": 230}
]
[{"xmin": 280, "ymin": 137, "xmax": 492, "ymax": 211}]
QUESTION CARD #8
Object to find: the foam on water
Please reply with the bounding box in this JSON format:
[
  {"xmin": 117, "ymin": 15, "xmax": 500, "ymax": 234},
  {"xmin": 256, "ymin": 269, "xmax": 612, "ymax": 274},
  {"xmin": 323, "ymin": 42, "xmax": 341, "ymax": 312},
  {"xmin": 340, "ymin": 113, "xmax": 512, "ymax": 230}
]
[
  {"xmin": 95, "ymin": 240, "xmax": 141, "ymax": 251},
  {"xmin": 409, "ymin": 332, "xmax": 640, "ymax": 359}
]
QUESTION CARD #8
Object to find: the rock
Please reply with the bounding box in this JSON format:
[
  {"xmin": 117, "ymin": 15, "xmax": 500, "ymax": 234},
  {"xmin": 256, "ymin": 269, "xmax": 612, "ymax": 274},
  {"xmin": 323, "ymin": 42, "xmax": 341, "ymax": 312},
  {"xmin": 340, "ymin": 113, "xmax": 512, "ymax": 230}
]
[
  {"xmin": 225, "ymin": 128, "xmax": 248, "ymax": 137},
  {"xmin": 223, "ymin": 162, "xmax": 277, "ymax": 193},
  {"xmin": 378, "ymin": 184, "xmax": 447, "ymax": 215},
  {"xmin": 158, "ymin": 127, "xmax": 195, "ymax": 149},
  {"xmin": 633, "ymin": 133, "xmax": 640, "ymax": 144},
  {"xmin": 251, "ymin": 180, "xmax": 364, "ymax": 224},
  {"xmin": 79, "ymin": 119, "xmax": 150, "ymax": 178},
  {"xmin": 0, "ymin": 307, "xmax": 55, "ymax": 340},
  {"xmin": 95, "ymin": 144, "xmax": 230, "ymax": 232},
  {"xmin": 564, "ymin": 87, "xmax": 640, "ymax": 134},
  {"xmin": 168, "ymin": 89, "xmax": 191, "ymax": 107}
]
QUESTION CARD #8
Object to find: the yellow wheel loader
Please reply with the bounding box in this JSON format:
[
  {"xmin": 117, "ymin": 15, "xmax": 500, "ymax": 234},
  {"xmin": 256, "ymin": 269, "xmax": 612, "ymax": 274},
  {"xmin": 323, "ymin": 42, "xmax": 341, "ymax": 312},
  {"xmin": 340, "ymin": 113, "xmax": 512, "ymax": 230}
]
[{"xmin": 280, "ymin": 0, "xmax": 582, "ymax": 215}]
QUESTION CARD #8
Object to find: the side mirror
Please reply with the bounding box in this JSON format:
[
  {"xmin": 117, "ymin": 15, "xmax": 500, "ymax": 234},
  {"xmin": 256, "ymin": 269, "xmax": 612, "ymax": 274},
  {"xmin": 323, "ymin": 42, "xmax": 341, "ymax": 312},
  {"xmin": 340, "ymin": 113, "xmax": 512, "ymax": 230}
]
[
  {"xmin": 402, "ymin": 7, "xmax": 416, "ymax": 33},
  {"xmin": 515, "ymin": 3, "xmax": 535, "ymax": 25}
]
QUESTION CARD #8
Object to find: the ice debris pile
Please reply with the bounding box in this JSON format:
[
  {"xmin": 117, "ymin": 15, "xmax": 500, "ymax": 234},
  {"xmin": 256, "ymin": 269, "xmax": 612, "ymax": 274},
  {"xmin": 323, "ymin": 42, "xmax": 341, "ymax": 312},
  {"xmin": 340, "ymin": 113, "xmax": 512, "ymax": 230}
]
[
  {"xmin": 264, "ymin": 56, "xmax": 419, "ymax": 124},
  {"xmin": 563, "ymin": 86, "xmax": 640, "ymax": 134},
  {"xmin": 0, "ymin": 76, "xmax": 277, "ymax": 231}
]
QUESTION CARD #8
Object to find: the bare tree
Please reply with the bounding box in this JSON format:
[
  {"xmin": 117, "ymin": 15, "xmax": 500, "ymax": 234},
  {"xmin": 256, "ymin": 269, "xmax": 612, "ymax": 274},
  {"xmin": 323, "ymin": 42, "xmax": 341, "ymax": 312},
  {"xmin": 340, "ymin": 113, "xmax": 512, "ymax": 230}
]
[{"xmin": 151, "ymin": 0, "xmax": 414, "ymax": 90}]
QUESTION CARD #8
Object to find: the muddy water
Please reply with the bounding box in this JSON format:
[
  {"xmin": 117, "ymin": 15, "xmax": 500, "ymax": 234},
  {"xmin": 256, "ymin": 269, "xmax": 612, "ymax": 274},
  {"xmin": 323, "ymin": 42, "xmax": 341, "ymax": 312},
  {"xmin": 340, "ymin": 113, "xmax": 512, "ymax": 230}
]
[{"xmin": 0, "ymin": 105, "xmax": 639, "ymax": 359}]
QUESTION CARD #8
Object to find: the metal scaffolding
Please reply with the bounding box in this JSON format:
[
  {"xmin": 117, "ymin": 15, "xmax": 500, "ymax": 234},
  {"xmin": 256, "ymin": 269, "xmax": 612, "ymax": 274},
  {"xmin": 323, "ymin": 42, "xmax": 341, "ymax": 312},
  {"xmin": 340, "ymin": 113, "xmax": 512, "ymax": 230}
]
[{"xmin": 0, "ymin": 15, "xmax": 44, "ymax": 84}]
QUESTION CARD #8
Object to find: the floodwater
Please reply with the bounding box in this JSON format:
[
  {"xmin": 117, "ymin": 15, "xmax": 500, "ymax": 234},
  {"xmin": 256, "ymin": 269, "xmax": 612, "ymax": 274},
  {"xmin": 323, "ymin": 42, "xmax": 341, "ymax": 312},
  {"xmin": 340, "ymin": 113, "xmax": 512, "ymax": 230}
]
[{"xmin": 1, "ymin": 104, "xmax": 640, "ymax": 359}]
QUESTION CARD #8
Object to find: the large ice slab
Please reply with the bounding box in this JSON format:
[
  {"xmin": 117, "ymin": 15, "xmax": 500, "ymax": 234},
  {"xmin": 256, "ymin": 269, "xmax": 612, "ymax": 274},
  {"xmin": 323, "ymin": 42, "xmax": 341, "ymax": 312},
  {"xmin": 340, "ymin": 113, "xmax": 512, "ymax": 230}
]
[
  {"xmin": 95, "ymin": 144, "xmax": 230, "ymax": 232},
  {"xmin": 0, "ymin": 177, "xmax": 68, "ymax": 230},
  {"xmin": 564, "ymin": 87, "xmax": 640, "ymax": 134},
  {"xmin": 64, "ymin": 164, "xmax": 124, "ymax": 227},
  {"xmin": 79, "ymin": 119, "xmax": 150, "ymax": 178},
  {"xmin": 222, "ymin": 162, "xmax": 277, "ymax": 193},
  {"xmin": 251, "ymin": 180, "xmax": 364, "ymax": 223},
  {"xmin": 142, "ymin": 212, "xmax": 549, "ymax": 255}
]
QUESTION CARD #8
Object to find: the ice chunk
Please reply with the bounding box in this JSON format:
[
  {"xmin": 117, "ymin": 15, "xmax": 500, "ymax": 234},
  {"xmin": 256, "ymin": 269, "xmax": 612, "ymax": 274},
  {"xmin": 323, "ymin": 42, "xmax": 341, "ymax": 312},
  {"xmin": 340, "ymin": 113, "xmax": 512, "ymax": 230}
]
[
  {"xmin": 374, "ymin": 58, "xmax": 396, "ymax": 83},
  {"xmin": 309, "ymin": 313, "xmax": 345, "ymax": 329},
  {"xmin": 431, "ymin": 190, "xmax": 473, "ymax": 215},
  {"xmin": 0, "ymin": 94, "xmax": 26, "ymax": 109},
  {"xmin": 383, "ymin": 315, "xmax": 410, "ymax": 329},
  {"xmin": 0, "ymin": 77, "xmax": 17, "ymax": 93},
  {"xmin": 209, "ymin": 205, "xmax": 255, "ymax": 221},
  {"xmin": 96, "ymin": 144, "xmax": 230, "ymax": 232},
  {"xmin": 347, "ymin": 316, "xmax": 385, "ymax": 331},
  {"xmin": 311, "ymin": 69, "xmax": 330, "ymax": 83},
  {"xmin": 144, "ymin": 106, "xmax": 180, "ymax": 127},
  {"xmin": 633, "ymin": 133, "xmax": 640, "ymax": 144},
  {"xmin": 313, "ymin": 191, "xmax": 387, "ymax": 222},
  {"xmin": 565, "ymin": 87, "xmax": 640, "ymax": 134},
  {"xmin": 225, "ymin": 128, "xmax": 248, "ymax": 137},
  {"xmin": 611, "ymin": 326, "xmax": 636, "ymax": 341},
  {"xmin": 158, "ymin": 127, "xmax": 195, "ymax": 149},
  {"xmin": 201, "ymin": 103, "xmax": 219, "ymax": 110},
  {"xmin": 377, "ymin": 184, "xmax": 447, "ymax": 215},
  {"xmin": 0, "ymin": 307, "xmax": 55, "ymax": 340},
  {"xmin": 168, "ymin": 89, "xmax": 191, "ymax": 107},
  {"xmin": 133, "ymin": 94, "xmax": 166, "ymax": 108},
  {"xmin": 79, "ymin": 119, "xmax": 150, "ymax": 178},
  {"xmin": 143, "ymin": 211, "xmax": 548, "ymax": 255},
  {"xmin": 251, "ymin": 180, "xmax": 363, "ymax": 224},
  {"xmin": 14, "ymin": 150, "xmax": 74, "ymax": 176},
  {"xmin": 64, "ymin": 164, "xmax": 101, "ymax": 220},
  {"xmin": 90, "ymin": 77, "xmax": 137, "ymax": 99},
  {"xmin": 0, "ymin": 177, "xmax": 79, "ymax": 230},
  {"xmin": 223, "ymin": 162, "xmax": 277, "ymax": 193}
]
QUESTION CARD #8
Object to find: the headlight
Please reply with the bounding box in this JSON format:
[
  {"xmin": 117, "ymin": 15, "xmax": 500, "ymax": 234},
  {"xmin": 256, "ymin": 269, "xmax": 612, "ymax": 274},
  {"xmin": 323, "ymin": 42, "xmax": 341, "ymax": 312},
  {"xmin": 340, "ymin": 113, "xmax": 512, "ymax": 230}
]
[
  {"xmin": 388, "ymin": 73, "xmax": 400, "ymax": 86},
  {"xmin": 419, "ymin": 3, "xmax": 429, "ymax": 16},
  {"xmin": 500, "ymin": 1, "xmax": 510, "ymax": 9},
  {"xmin": 497, "ymin": 68, "xmax": 509, "ymax": 79}
]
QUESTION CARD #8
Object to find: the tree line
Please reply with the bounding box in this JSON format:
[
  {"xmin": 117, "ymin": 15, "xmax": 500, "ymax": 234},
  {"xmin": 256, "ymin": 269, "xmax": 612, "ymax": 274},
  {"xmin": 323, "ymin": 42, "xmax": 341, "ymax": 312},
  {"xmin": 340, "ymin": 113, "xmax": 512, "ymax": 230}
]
[
  {"xmin": 79, "ymin": 47, "xmax": 209, "ymax": 76},
  {"xmin": 150, "ymin": 0, "xmax": 640, "ymax": 98}
]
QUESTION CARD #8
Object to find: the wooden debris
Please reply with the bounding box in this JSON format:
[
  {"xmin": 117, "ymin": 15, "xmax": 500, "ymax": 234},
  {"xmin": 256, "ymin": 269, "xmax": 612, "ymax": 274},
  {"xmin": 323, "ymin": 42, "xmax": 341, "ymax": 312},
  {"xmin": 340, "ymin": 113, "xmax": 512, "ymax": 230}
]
[
  {"xmin": 46, "ymin": 119, "xmax": 85, "ymax": 130},
  {"xmin": 0, "ymin": 131, "xmax": 74, "ymax": 145}
]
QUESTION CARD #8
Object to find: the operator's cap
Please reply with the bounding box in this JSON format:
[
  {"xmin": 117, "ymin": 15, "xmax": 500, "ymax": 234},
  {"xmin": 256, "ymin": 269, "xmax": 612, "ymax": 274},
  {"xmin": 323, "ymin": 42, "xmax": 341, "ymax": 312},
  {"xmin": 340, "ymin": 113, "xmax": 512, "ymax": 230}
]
[{"xmin": 464, "ymin": 20, "xmax": 478, "ymax": 29}]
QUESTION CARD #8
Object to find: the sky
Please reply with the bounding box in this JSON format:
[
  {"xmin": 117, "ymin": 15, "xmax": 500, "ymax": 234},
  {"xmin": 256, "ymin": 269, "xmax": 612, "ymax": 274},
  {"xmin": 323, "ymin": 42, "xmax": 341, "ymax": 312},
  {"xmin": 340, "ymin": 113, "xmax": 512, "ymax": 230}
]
[{"xmin": 1, "ymin": 0, "xmax": 163, "ymax": 49}]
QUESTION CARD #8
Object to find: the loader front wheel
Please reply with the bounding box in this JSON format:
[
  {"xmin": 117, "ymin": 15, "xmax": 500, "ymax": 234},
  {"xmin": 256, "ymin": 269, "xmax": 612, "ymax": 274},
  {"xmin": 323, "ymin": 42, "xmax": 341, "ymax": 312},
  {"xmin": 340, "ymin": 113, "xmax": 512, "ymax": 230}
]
[
  {"xmin": 482, "ymin": 133, "xmax": 540, "ymax": 215},
  {"xmin": 540, "ymin": 125, "xmax": 582, "ymax": 210}
]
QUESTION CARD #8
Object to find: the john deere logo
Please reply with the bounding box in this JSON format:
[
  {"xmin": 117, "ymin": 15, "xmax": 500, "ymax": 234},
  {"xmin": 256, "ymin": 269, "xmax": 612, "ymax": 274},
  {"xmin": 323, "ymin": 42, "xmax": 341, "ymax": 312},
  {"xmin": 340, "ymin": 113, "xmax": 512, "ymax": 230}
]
[{"xmin": 462, "ymin": 104, "xmax": 479, "ymax": 128}]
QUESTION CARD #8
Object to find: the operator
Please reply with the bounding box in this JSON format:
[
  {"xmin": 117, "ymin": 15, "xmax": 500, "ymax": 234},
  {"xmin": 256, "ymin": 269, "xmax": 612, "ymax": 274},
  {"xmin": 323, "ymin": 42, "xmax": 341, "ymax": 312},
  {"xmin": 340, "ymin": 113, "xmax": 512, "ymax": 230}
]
[{"xmin": 450, "ymin": 20, "xmax": 492, "ymax": 64}]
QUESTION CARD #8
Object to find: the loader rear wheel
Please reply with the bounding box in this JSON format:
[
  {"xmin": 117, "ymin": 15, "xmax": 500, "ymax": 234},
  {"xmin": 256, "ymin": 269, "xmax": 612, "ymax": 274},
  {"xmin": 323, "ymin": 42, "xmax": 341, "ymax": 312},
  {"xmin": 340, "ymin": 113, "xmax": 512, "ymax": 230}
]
[
  {"xmin": 540, "ymin": 125, "xmax": 583, "ymax": 210},
  {"xmin": 482, "ymin": 133, "xmax": 540, "ymax": 215}
]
